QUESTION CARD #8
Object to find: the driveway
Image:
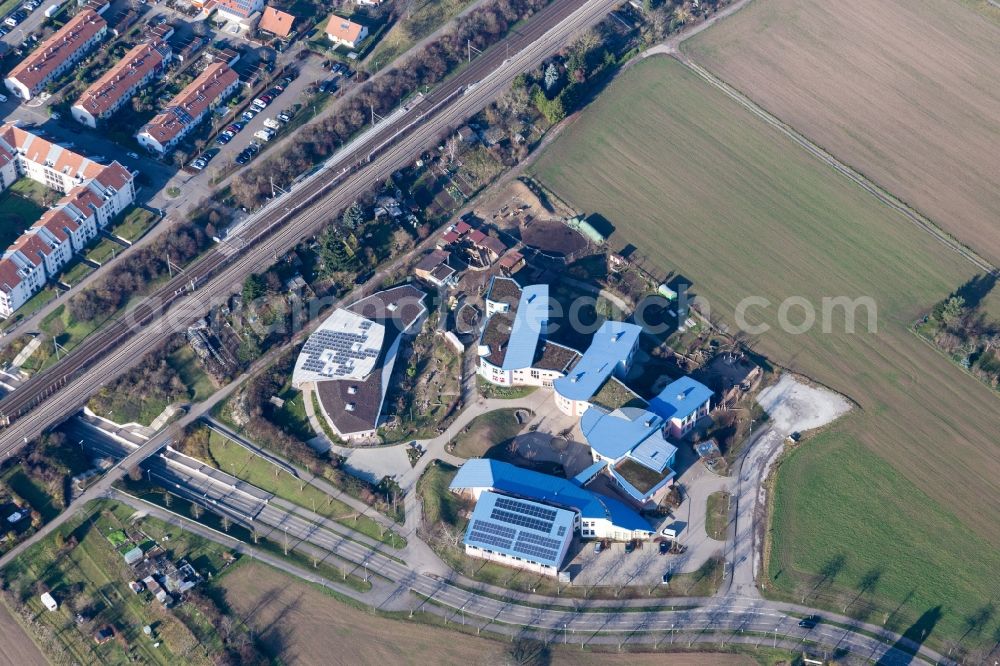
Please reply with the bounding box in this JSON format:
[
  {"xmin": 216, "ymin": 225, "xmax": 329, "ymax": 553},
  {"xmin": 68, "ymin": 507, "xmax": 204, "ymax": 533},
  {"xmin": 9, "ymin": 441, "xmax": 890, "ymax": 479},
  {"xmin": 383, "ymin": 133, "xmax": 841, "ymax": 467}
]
[{"xmin": 726, "ymin": 374, "xmax": 852, "ymax": 598}]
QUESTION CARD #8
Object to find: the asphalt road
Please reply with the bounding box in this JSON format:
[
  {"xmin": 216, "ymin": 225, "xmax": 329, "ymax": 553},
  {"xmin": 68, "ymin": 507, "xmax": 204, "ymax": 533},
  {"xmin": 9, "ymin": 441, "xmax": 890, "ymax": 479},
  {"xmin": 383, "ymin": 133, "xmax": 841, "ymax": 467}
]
[{"xmin": 0, "ymin": 0, "xmax": 613, "ymax": 450}]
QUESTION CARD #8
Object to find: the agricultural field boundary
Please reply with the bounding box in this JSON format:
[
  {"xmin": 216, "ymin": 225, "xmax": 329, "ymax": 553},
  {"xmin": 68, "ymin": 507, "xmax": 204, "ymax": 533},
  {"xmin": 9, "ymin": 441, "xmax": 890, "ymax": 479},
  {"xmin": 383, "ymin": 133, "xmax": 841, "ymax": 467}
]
[{"xmin": 668, "ymin": 54, "xmax": 996, "ymax": 277}]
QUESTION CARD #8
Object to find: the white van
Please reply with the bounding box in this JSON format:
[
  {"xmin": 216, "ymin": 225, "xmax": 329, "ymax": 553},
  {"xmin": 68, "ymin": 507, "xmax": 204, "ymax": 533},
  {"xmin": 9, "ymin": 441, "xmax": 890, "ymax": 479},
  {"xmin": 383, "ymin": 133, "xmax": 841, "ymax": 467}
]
[{"xmin": 253, "ymin": 128, "xmax": 274, "ymax": 142}]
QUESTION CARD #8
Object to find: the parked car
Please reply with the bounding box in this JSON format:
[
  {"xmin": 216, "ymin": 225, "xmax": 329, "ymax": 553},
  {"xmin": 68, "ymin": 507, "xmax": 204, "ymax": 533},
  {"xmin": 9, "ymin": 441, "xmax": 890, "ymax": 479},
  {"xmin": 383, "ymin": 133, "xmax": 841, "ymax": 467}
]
[
  {"xmin": 225, "ymin": 123, "xmax": 242, "ymax": 133},
  {"xmin": 253, "ymin": 128, "xmax": 274, "ymax": 142},
  {"xmin": 188, "ymin": 156, "xmax": 206, "ymax": 170},
  {"xmin": 661, "ymin": 572, "xmax": 670, "ymax": 585},
  {"xmin": 234, "ymin": 152, "xmax": 249, "ymax": 165},
  {"xmin": 127, "ymin": 151, "xmax": 140, "ymax": 159},
  {"xmin": 242, "ymin": 109, "xmax": 256, "ymax": 121},
  {"xmin": 260, "ymin": 94, "xmax": 274, "ymax": 103},
  {"xmin": 215, "ymin": 133, "xmax": 232, "ymax": 145},
  {"xmin": 624, "ymin": 540, "xmax": 636, "ymax": 554},
  {"xmin": 4, "ymin": 15, "xmax": 20, "ymax": 26},
  {"xmin": 263, "ymin": 117, "xmax": 280, "ymax": 131},
  {"xmin": 277, "ymin": 110, "xmax": 292, "ymax": 123},
  {"xmin": 658, "ymin": 541, "xmax": 669, "ymax": 555},
  {"xmin": 202, "ymin": 147, "xmax": 220, "ymax": 161},
  {"xmin": 798, "ymin": 615, "xmax": 820, "ymax": 629},
  {"xmin": 594, "ymin": 541, "xmax": 602, "ymax": 554},
  {"xmin": 0, "ymin": 94, "xmax": 7, "ymax": 103}
]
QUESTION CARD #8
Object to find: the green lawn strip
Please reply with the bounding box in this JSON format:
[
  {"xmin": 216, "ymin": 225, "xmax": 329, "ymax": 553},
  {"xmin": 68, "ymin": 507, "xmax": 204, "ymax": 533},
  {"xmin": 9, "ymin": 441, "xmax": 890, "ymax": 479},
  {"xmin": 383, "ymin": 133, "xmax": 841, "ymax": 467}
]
[
  {"xmin": 110, "ymin": 207, "xmax": 158, "ymax": 242},
  {"xmin": 452, "ymin": 409, "xmax": 527, "ymax": 458},
  {"xmin": 207, "ymin": 432, "xmax": 404, "ymax": 548},
  {"xmin": 166, "ymin": 346, "xmax": 216, "ymax": 401},
  {"xmin": 2, "ymin": 287, "xmax": 58, "ymax": 332},
  {"xmin": 368, "ymin": 0, "xmax": 476, "ymax": 70},
  {"xmin": 765, "ymin": 434, "xmax": 1000, "ymax": 651},
  {"xmin": 84, "ymin": 238, "xmax": 124, "ymax": 265},
  {"xmin": 475, "ymin": 376, "xmax": 538, "ymax": 399},
  {"xmin": 57, "ymin": 259, "xmax": 95, "ymax": 287},
  {"xmin": 704, "ymin": 491, "xmax": 729, "ymax": 541}
]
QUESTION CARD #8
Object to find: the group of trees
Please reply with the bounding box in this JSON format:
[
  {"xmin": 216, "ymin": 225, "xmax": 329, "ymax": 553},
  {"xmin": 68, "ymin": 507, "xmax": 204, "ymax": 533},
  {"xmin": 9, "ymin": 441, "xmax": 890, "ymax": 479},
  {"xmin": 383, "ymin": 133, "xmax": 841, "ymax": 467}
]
[
  {"xmin": 230, "ymin": 0, "xmax": 552, "ymax": 210},
  {"xmin": 87, "ymin": 337, "xmax": 192, "ymax": 423},
  {"xmin": 921, "ymin": 287, "xmax": 1000, "ymax": 389},
  {"xmin": 68, "ymin": 219, "xmax": 210, "ymax": 324}
]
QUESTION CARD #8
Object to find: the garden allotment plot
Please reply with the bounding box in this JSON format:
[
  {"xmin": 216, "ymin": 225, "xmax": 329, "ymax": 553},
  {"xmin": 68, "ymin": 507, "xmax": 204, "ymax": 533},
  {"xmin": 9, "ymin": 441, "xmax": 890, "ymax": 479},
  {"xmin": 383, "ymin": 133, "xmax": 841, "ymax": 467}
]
[{"xmin": 531, "ymin": 56, "xmax": 1000, "ymax": 650}]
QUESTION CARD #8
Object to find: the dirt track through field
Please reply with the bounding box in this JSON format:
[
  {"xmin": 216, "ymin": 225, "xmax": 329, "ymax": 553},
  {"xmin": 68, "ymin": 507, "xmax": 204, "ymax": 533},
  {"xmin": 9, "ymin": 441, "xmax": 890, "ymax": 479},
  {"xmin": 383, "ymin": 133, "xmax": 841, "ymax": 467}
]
[
  {"xmin": 684, "ymin": 0, "xmax": 1000, "ymax": 266},
  {"xmin": 0, "ymin": 604, "xmax": 47, "ymax": 666}
]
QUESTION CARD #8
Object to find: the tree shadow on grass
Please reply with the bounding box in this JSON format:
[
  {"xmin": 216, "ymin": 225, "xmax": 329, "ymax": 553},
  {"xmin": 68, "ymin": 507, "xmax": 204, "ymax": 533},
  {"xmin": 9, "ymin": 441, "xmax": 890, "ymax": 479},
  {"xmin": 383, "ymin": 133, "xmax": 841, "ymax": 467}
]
[{"xmin": 878, "ymin": 605, "xmax": 941, "ymax": 665}]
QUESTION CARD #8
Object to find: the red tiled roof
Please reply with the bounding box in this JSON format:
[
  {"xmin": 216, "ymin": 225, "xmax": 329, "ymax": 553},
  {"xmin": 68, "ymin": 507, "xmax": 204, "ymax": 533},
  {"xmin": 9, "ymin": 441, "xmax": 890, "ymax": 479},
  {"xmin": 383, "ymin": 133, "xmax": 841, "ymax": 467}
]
[
  {"xmin": 74, "ymin": 40, "xmax": 170, "ymax": 119},
  {"xmin": 34, "ymin": 208, "xmax": 78, "ymax": 242},
  {"xmin": 141, "ymin": 63, "xmax": 238, "ymax": 145},
  {"xmin": 259, "ymin": 6, "xmax": 294, "ymax": 37},
  {"xmin": 8, "ymin": 10, "xmax": 106, "ymax": 94},
  {"xmin": 325, "ymin": 15, "xmax": 365, "ymax": 43},
  {"xmin": 94, "ymin": 162, "xmax": 132, "ymax": 189},
  {"xmin": 467, "ymin": 229, "xmax": 486, "ymax": 244},
  {"xmin": 8, "ymin": 233, "xmax": 53, "ymax": 265}
]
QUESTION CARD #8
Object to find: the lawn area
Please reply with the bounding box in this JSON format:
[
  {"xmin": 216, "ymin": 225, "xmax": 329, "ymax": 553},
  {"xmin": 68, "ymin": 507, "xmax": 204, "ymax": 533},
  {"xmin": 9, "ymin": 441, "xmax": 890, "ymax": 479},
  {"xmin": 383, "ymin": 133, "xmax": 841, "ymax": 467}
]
[
  {"xmin": 85, "ymin": 238, "xmax": 125, "ymax": 265},
  {"xmin": 767, "ymin": 435, "xmax": 1000, "ymax": 656},
  {"xmin": 206, "ymin": 431, "xmax": 404, "ymax": 548},
  {"xmin": 684, "ymin": 0, "xmax": 1000, "ymax": 265},
  {"xmin": 8, "ymin": 178, "xmax": 54, "ymax": 207},
  {"xmin": 40, "ymin": 304, "xmax": 103, "ymax": 354},
  {"xmin": 1, "ymin": 501, "xmax": 237, "ymax": 665},
  {"xmin": 704, "ymin": 491, "xmax": 729, "ymax": 541},
  {"xmin": 0, "ymin": 189, "xmax": 43, "ymax": 248},
  {"xmin": 57, "ymin": 259, "xmax": 95, "ymax": 287},
  {"xmin": 1, "ymin": 287, "xmax": 58, "ymax": 332},
  {"xmin": 530, "ymin": 56, "xmax": 1000, "ymax": 651},
  {"xmin": 110, "ymin": 207, "xmax": 158, "ymax": 242},
  {"xmin": 368, "ymin": 0, "xmax": 475, "ymax": 69},
  {"xmin": 166, "ymin": 346, "xmax": 215, "ymax": 402},
  {"xmin": 452, "ymin": 409, "xmax": 529, "ymax": 458},
  {"xmin": 1, "ymin": 468, "xmax": 60, "ymax": 522}
]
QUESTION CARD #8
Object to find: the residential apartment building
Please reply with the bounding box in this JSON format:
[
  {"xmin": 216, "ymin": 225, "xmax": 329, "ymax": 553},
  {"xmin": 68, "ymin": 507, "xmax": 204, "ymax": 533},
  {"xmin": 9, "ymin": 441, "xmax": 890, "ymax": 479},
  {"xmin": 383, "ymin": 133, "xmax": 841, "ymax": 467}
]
[
  {"xmin": 4, "ymin": 9, "xmax": 107, "ymax": 101},
  {"xmin": 0, "ymin": 124, "xmax": 135, "ymax": 317},
  {"xmin": 72, "ymin": 39, "xmax": 172, "ymax": 128},
  {"xmin": 136, "ymin": 63, "xmax": 239, "ymax": 155}
]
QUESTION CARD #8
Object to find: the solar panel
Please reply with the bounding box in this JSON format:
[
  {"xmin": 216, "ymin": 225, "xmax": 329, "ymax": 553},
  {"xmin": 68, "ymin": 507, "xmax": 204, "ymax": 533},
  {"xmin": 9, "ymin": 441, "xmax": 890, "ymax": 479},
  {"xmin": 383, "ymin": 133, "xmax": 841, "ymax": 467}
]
[{"xmin": 490, "ymin": 508, "xmax": 553, "ymax": 533}]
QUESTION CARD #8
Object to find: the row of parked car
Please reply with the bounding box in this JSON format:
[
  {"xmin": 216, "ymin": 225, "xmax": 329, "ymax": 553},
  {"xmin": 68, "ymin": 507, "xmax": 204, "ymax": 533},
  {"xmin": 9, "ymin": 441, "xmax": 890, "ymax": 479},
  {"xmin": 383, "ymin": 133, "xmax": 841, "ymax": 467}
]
[
  {"xmin": 3, "ymin": 0, "xmax": 43, "ymax": 29},
  {"xmin": 190, "ymin": 73, "xmax": 299, "ymax": 170}
]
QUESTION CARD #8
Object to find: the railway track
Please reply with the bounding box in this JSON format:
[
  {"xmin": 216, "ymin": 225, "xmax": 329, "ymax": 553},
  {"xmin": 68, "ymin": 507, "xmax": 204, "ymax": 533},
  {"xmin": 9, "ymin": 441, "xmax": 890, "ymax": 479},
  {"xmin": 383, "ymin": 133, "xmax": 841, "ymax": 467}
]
[{"xmin": 0, "ymin": 0, "xmax": 616, "ymax": 453}]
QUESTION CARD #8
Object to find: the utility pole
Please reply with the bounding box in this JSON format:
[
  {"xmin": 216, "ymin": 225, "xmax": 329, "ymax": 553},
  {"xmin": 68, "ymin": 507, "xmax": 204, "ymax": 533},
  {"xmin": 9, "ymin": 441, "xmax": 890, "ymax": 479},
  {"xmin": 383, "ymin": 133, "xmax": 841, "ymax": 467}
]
[{"xmin": 467, "ymin": 39, "xmax": 482, "ymax": 63}]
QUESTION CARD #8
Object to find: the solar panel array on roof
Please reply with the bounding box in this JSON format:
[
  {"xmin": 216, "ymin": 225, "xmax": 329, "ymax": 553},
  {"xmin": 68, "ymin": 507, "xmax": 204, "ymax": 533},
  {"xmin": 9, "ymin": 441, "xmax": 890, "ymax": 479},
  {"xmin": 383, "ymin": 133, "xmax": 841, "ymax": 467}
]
[
  {"xmin": 463, "ymin": 492, "xmax": 574, "ymax": 569},
  {"xmin": 299, "ymin": 328, "xmax": 380, "ymax": 378}
]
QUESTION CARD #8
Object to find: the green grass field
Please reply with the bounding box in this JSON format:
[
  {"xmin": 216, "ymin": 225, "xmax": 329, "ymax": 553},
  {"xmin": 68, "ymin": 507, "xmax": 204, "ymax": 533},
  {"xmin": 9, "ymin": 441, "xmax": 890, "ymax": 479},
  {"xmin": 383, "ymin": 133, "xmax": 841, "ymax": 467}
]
[
  {"xmin": 110, "ymin": 207, "xmax": 158, "ymax": 243},
  {"xmin": 206, "ymin": 431, "xmax": 404, "ymax": 548},
  {"xmin": 704, "ymin": 491, "xmax": 729, "ymax": 541},
  {"xmin": 0, "ymin": 190, "xmax": 43, "ymax": 248},
  {"xmin": 368, "ymin": 0, "xmax": 475, "ymax": 70},
  {"xmin": 166, "ymin": 346, "xmax": 215, "ymax": 402},
  {"xmin": 85, "ymin": 238, "xmax": 124, "ymax": 265},
  {"xmin": 531, "ymin": 56, "xmax": 1000, "ymax": 651}
]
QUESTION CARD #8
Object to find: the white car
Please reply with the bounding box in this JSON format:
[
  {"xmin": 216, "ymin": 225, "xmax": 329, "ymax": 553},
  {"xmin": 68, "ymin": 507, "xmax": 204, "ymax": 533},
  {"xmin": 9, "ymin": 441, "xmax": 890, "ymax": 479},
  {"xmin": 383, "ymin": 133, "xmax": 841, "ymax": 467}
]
[
  {"xmin": 127, "ymin": 151, "xmax": 140, "ymax": 159},
  {"xmin": 0, "ymin": 94, "xmax": 7, "ymax": 103}
]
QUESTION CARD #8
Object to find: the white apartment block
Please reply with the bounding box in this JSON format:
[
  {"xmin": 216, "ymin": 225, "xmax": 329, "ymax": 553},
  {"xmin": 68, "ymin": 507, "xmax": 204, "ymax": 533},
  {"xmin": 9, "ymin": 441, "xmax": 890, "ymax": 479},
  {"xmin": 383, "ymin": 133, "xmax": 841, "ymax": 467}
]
[{"xmin": 0, "ymin": 124, "xmax": 136, "ymax": 318}]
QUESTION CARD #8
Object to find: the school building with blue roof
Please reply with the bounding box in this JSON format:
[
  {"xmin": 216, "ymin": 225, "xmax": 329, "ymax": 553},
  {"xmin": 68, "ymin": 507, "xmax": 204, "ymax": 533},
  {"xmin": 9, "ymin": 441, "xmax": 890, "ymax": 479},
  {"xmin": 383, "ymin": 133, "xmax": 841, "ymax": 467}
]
[
  {"xmin": 552, "ymin": 320, "xmax": 642, "ymax": 416},
  {"xmin": 450, "ymin": 458, "xmax": 654, "ymax": 545},
  {"xmin": 580, "ymin": 406, "xmax": 679, "ymax": 507},
  {"xmin": 477, "ymin": 277, "xmax": 580, "ymax": 389},
  {"xmin": 648, "ymin": 376, "xmax": 713, "ymax": 439}
]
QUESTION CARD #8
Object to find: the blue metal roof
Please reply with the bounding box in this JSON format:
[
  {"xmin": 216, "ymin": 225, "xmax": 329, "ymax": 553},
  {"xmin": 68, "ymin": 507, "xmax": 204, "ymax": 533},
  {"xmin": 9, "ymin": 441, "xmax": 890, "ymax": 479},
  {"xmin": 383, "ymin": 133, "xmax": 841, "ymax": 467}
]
[
  {"xmin": 450, "ymin": 459, "xmax": 651, "ymax": 533},
  {"xmin": 502, "ymin": 284, "xmax": 549, "ymax": 370},
  {"xmin": 648, "ymin": 376, "xmax": 713, "ymax": 422},
  {"xmin": 552, "ymin": 321, "xmax": 641, "ymax": 402},
  {"xmin": 581, "ymin": 406, "xmax": 677, "ymax": 473},
  {"xmin": 572, "ymin": 459, "xmax": 608, "ymax": 486},
  {"xmin": 464, "ymin": 491, "xmax": 574, "ymax": 568}
]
